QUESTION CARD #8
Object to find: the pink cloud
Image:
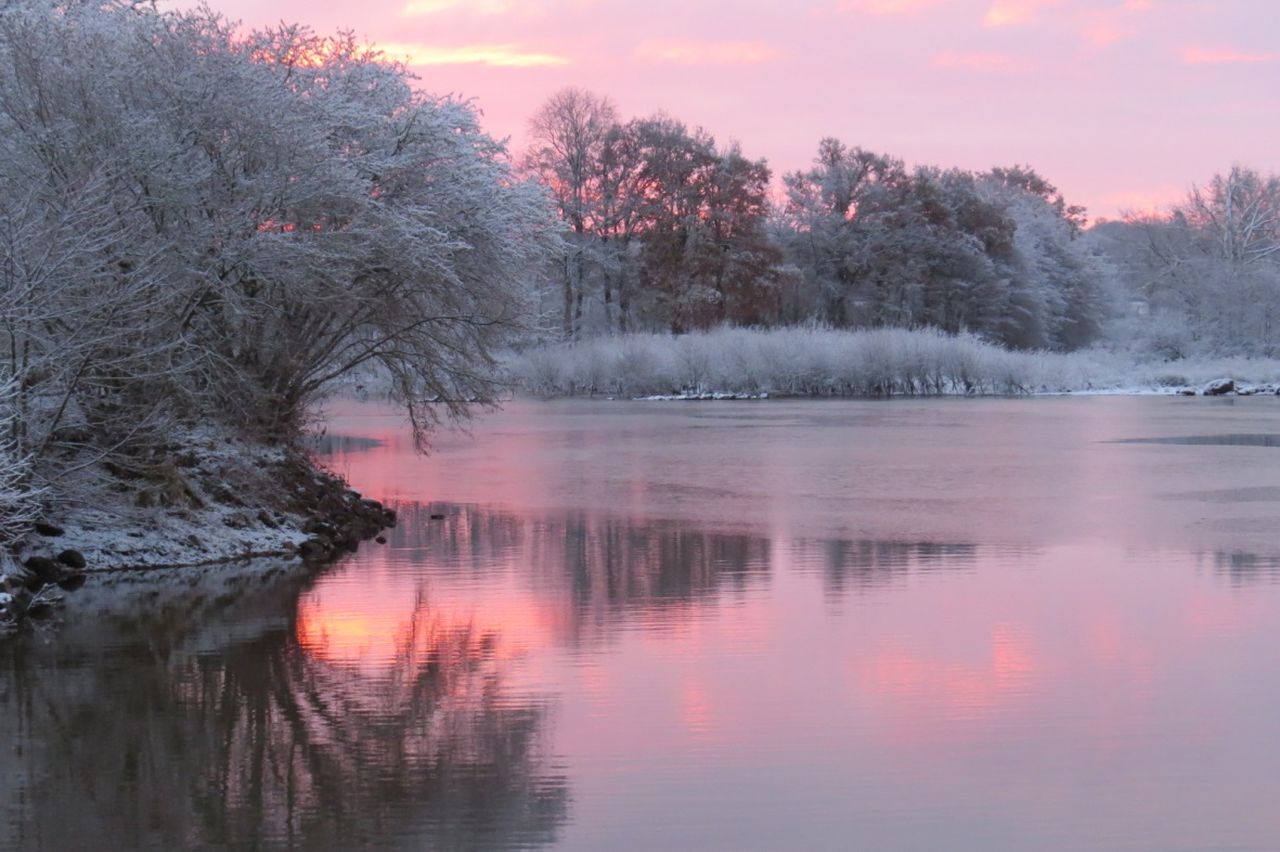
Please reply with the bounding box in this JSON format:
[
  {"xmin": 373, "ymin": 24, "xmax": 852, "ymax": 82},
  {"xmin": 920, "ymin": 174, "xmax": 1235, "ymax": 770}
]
[
  {"xmin": 377, "ymin": 42, "xmax": 569, "ymax": 67},
  {"xmin": 1180, "ymin": 46, "xmax": 1277, "ymax": 65},
  {"xmin": 839, "ymin": 0, "xmax": 947, "ymax": 14},
  {"xmin": 1080, "ymin": 0, "xmax": 1155, "ymax": 48},
  {"xmin": 633, "ymin": 40, "xmax": 782, "ymax": 66},
  {"xmin": 400, "ymin": 0, "xmax": 598, "ymax": 18},
  {"xmin": 932, "ymin": 51, "xmax": 1028, "ymax": 72},
  {"xmin": 983, "ymin": 0, "xmax": 1065, "ymax": 27}
]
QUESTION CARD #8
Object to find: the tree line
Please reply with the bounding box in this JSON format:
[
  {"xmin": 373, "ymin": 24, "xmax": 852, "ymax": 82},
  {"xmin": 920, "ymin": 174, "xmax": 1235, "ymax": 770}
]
[
  {"xmin": 523, "ymin": 88, "xmax": 1280, "ymax": 359},
  {"xmin": 522, "ymin": 88, "xmax": 1109, "ymax": 351}
]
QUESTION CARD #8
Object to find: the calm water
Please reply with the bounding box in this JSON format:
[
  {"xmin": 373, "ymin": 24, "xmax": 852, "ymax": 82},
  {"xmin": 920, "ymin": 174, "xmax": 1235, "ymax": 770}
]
[{"xmin": 6, "ymin": 396, "xmax": 1280, "ymax": 850}]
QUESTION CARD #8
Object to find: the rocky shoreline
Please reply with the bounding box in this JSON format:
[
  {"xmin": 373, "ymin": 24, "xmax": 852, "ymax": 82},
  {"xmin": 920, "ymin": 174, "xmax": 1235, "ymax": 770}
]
[{"xmin": 0, "ymin": 435, "xmax": 395, "ymax": 636}]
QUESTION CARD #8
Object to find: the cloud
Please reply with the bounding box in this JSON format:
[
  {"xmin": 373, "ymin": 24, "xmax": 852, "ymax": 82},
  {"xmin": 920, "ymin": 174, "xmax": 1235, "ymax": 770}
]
[
  {"xmin": 401, "ymin": 0, "xmax": 508, "ymax": 14},
  {"xmin": 931, "ymin": 51, "xmax": 1027, "ymax": 72},
  {"xmin": 1180, "ymin": 46, "xmax": 1277, "ymax": 66},
  {"xmin": 633, "ymin": 40, "xmax": 782, "ymax": 66},
  {"xmin": 1079, "ymin": 0, "xmax": 1156, "ymax": 48},
  {"xmin": 839, "ymin": 0, "xmax": 947, "ymax": 14},
  {"xmin": 377, "ymin": 42, "xmax": 569, "ymax": 67},
  {"xmin": 400, "ymin": 0, "xmax": 597, "ymax": 17},
  {"xmin": 982, "ymin": 0, "xmax": 1064, "ymax": 27}
]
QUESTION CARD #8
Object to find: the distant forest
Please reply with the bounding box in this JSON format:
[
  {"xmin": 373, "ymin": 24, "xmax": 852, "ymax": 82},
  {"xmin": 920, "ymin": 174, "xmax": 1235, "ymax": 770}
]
[{"xmin": 520, "ymin": 89, "xmax": 1280, "ymax": 358}]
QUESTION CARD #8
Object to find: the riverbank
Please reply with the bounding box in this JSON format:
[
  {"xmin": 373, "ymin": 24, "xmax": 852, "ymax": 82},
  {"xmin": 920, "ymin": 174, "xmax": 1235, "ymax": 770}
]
[
  {"xmin": 505, "ymin": 327, "xmax": 1280, "ymax": 399},
  {"xmin": 0, "ymin": 426, "xmax": 394, "ymax": 634}
]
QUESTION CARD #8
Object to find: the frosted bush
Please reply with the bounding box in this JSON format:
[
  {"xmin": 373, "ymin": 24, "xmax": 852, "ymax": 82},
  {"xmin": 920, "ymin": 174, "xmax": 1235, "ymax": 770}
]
[{"xmin": 504, "ymin": 326, "xmax": 1280, "ymax": 399}]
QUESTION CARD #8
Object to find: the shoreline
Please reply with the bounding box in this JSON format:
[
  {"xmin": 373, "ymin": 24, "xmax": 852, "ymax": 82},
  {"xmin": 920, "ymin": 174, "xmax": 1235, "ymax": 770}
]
[
  {"xmin": 1, "ymin": 434, "xmax": 394, "ymax": 636},
  {"xmin": 535, "ymin": 380, "xmax": 1277, "ymax": 402}
]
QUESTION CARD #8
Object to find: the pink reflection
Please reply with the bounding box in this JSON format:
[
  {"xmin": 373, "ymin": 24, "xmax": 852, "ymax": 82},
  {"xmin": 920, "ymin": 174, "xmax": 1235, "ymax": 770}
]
[{"xmin": 303, "ymin": 399, "xmax": 1280, "ymax": 848}]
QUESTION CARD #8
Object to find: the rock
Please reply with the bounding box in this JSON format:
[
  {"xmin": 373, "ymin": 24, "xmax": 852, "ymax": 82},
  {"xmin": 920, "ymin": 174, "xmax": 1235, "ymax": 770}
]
[
  {"xmin": 1178, "ymin": 389, "xmax": 1197, "ymax": 396},
  {"xmin": 55, "ymin": 549, "xmax": 86, "ymax": 570},
  {"xmin": 24, "ymin": 556, "xmax": 63, "ymax": 584},
  {"xmin": 1203, "ymin": 378, "xmax": 1235, "ymax": 396},
  {"xmin": 297, "ymin": 537, "xmax": 332, "ymax": 560},
  {"xmin": 303, "ymin": 518, "xmax": 335, "ymax": 536},
  {"xmin": 9, "ymin": 566, "xmax": 41, "ymax": 592},
  {"xmin": 34, "ymin": 522, "xmax": 64, "ymax": 537},
  {"xmin": 56, "ymin": 572, "xmax": 86, "ymax": 592}
]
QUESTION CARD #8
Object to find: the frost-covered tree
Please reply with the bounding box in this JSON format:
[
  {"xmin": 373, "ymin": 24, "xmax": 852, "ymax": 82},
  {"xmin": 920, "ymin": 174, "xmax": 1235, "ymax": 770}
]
[
  {"xmin": 0, "ymin": 0, "xmax": 552, "ymax": 469},
  {"xmin": 778, "ymin": 144, "xmax": 1105, "ymax": 350},
  {"xmin": 523, "ymin": 88, "xmax": 619, "ymax": 339},
  {"xmin": 522, "ymin": 99, "xmax": 779, "ymax": 335},
  {"xmin": 1099, "ymin": 166, "xmax": 1280, "ymax": 356}
]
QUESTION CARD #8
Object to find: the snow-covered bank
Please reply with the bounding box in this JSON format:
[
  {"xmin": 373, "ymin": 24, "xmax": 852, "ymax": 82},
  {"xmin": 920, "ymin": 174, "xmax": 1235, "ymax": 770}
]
[
  {"xmin": 1, "ymin": 428, "xmax": 394, "ymax": 635},
  {"xmin": 506, "ymin": 327, "xmax": 1280, "ymax": 399}
]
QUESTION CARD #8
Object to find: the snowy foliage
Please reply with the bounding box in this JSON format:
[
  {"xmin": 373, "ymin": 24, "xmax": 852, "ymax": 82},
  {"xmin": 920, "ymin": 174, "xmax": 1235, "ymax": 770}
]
[
  {"xmin": 1096, "ymin": 166, "xmax": 1280, "ymax": 358},
  {"xmin": 780, "ymin": 146, "xmax": 1111, "ymax": 350},
  {"xmin": 0, "ymin": 0, "xmax": 552, "ymax": 533},
  {"xmin": 0, "ymin": 381, "xmax": 41, "ymax": 544},
  {"xmin": 506, "ymin": 327, "xmax": 1280, "ymax": 399}
]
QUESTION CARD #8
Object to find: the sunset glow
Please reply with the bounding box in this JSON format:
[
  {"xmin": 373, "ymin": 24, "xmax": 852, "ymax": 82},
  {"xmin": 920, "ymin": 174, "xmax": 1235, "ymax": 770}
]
[{"xmin": 181, "ymin": 0, "xmax": 1279, "ymax": 220}]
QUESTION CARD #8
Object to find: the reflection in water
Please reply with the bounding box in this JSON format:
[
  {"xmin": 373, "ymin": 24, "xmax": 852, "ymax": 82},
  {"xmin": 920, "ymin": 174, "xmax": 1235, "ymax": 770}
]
[
  {"xmin": 1113, "ymin": 433, "xmax": 1280, "ymax": 448},
  {"xmin": 11, "ymin": 396, "xmax": 1280, "ymax": 850},
  {"xmin": 0, "ymin": 502, "xmax": 994, "ymax": 851},
  {"xmin": 793, "ymin": 538, "xmax": 978, "ymax": 598},
  {"xmin": 305, "ymin": 433, "xmax": 385, "ymax": 455},
  {"xmin": 0, "ymin": 560, "xmax": 567, "ymax": 851},
  {"xmin": 1211, "ymin": 550, "xmax": 1280, "ymax": 585}
]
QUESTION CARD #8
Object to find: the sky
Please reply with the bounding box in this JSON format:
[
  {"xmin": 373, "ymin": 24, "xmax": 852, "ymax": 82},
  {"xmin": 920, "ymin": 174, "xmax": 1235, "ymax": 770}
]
[{"xmin": 186, "ymin": 0, "xmax": 1277, "ymax": 221}]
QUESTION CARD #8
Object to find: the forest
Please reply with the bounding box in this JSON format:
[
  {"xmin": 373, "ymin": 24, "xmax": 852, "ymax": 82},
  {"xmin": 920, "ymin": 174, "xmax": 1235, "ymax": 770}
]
[{"xmin": 520, "ymin": 88, "xmax": 1280, "ymax": 362}]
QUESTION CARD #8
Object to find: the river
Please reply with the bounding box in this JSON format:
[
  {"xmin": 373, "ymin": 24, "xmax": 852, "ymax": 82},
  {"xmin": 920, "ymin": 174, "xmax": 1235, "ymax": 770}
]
[{"xmin": 5, "ymin": 396, "xmax": 1280, "ymax": 850}]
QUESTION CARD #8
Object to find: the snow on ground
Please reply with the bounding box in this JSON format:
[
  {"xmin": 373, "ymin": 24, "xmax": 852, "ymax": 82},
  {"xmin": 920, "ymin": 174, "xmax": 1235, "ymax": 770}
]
[{"xmin": 17, "ymin": 425, "xmax": 315, "ymax": 573}]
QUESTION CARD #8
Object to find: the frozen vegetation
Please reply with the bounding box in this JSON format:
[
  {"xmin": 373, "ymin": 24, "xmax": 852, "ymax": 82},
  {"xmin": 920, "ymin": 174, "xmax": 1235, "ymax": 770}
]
[{"xmin": 507, "ymin": 327, "xmax": 1280, "ymax": 399}]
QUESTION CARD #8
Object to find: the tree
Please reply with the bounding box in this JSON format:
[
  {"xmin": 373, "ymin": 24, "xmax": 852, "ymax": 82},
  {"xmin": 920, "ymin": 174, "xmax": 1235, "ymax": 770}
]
[
  {"xmin": 0, "ymin": 0, "xmax": 553, "ymax": 481},
  {"xmin": 523, "ymin": 89, "xmax": 619, "ymax": 339},
  {"xmin": 1102, "ymin": 166, "xmax": 1280, "ymax": 356},
  {"xmin": 1182, "ymin": 166, "xmax": 1280, "ymax": 270},
  {"xmin": 781, "ymin": 140, "xmax": 908, "ymax": 325}
]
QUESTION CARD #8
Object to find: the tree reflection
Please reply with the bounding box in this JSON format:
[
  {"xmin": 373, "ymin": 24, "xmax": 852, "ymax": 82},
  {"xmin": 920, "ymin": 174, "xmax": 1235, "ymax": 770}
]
[
  {"xmin": 379, "ymin": 502, "xmax": 772, "ymax": 643},
  {"xmin": 792, "ymin": 538, "xmax": 978, "ymax": 598},
  {"xmin": 0, "ymin": 563, "xmax": 568, "ymax": 851}
]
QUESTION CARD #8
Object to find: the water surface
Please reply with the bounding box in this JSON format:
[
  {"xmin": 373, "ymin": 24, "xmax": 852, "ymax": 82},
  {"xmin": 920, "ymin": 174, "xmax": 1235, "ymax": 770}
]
[{"xmin": 6, "ymin": 396, "xmax": 1280, "ymax": 850}]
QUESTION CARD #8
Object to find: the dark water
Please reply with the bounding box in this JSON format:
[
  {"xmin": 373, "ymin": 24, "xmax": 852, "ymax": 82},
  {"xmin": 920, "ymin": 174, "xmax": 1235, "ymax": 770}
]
[{"xmin": 6, "ymin": 396, "xmax": 1280, "ymax": 850}]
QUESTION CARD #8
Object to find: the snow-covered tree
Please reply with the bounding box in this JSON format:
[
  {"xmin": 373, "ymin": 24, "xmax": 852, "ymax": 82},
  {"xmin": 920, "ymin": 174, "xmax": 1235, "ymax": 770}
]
[
  {"xmin": 0, "ymin": 0, "xmax": 552, "ymax": 465},
  {"xmin": 1099, "ymin": 166, "xmax": 1280, "ymax": 356},
  {"xmin": 523, "ymin": 88, "xmax": 619, "ymax": 340}
]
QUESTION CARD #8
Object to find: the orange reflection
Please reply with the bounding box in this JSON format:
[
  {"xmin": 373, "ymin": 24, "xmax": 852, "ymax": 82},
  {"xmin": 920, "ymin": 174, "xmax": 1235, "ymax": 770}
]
[{"xmin": 295, "ymin": 554, "xmax": 566, "ymax": 675}]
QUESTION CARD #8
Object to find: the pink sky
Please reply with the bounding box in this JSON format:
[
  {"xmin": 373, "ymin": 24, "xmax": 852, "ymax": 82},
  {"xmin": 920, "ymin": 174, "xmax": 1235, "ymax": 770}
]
[{"xmin": 187, "ymin": 0, "xmax": 1277, "ymax": 221}]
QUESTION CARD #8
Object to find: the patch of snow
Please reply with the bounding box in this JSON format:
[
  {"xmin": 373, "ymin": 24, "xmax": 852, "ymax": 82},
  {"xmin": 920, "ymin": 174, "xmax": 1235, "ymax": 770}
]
[{"xmin": 634, "ymin": 391, "xmax": 770, "ymax": 401}]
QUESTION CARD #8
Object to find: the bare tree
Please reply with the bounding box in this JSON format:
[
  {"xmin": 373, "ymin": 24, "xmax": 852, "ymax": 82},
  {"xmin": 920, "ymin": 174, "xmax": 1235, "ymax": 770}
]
[{"xmin": 523, "ymin": 88, "xmax": 618, "ymax": 339}]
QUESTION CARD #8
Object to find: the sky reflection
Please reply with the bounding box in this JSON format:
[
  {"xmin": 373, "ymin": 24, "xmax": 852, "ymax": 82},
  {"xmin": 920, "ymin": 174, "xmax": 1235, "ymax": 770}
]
[{"xmin": 7, "ymin": 398, "xmax": 1280, "ymax": 849}]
